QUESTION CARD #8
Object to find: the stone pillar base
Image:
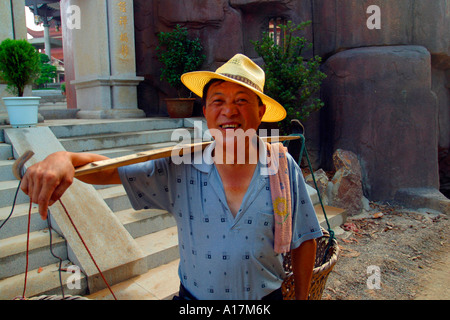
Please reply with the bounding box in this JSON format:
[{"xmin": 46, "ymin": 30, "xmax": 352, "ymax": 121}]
[{"xmin": 72, "ymin": 76, "xmax": 145, "ymax": 119}]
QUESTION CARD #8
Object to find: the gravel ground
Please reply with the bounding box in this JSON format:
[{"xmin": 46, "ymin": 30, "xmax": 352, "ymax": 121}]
[{"xmin": 322, "ymin": 202, "xmax": 449, "ymax": 300}]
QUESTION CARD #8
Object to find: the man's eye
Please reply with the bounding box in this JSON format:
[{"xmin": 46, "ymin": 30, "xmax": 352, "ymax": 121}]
[{"xmin": 208, "ymin": 99, "xmax": 222, "ymax": 106}]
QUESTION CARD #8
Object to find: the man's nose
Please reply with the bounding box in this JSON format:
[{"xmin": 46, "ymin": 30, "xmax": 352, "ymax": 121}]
[{"xmin": 220, "ymin": 102, "xmax": 239, "ymax": 117}]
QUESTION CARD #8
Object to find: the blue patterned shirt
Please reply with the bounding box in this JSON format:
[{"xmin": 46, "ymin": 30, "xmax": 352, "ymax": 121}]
[{"xmin": 118, "ymin": 141, "xmax": 322, "ymax": 299}]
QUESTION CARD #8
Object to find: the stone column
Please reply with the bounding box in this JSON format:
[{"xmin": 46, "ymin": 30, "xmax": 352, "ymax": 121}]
[
  {"xmin": 70, "ymin": 0, "xmax": 145, "ymax": 119},
  {"xmin": 0, "ymin": 0, "xmax": 27, "ymax": 44},
  {"xmin": 60, "ymin": 0, "xmax": 76, "ymax": 110},
  {"xmin": 43, "ymin": 20, "xmax": 51, "ymax": 60}
]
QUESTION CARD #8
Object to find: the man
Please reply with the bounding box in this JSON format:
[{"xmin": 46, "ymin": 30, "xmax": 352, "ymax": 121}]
[{"xmin": 21, "ymin": 54, "xmax": 322, "ymax": 300}]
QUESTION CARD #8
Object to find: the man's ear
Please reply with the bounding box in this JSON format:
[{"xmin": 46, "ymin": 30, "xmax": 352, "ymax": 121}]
[
  {"xmin": 259, "ymin": 104, "xmax": 267, "ymax": 121},
  {"xmin": 203, "ymin": 105, "xmax": 207, "ymax": 117}
]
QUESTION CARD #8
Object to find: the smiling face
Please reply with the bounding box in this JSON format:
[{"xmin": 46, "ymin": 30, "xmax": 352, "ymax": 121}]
[
  {"xmin": 203, "ymin": 80, "xmax": 266, "ymax": 137},
  {"xmin": 202, "ymin": 80, "xmax": 267, "ymax": 164}
]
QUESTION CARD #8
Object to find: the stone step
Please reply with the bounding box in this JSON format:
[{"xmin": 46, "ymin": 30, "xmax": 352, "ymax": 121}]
[
  {"xmin": 86, "ymin": 259, "xmax": 180, "ymax": 300},
  {"xmin": 92, "ymin": 141, "xmax": 179, "ymax": 159},
  {"xmin": 0, "ymin": 118, "xmax": 196, "ymax": 300},
  {"xmin": 58, "ymin": 128, "xmax": 191, "ymax": 153},
  {"xmin": 32, "ymin": 90, "xmax": 66, "ymax": 104},
  {"xmin": 39, "ymin": 104, "xmax": 79, "ymax": 120},
  {"xmin": 0, "ymin": 180, "xmax": 29, "ymax": 206},
  {"xmin": 0, "ymin": 200, "xmax": 177, "ymax": 298},
  {"xmin": 99, "ymin": 185, "xmax": 131, "ymax": 213},
  {"xmin": 315, "ymin": 205, "xmax": 347, "ymax": 231},
  {"xmin": 85, "ymin": 228, "xmax": 181, "ymax": 301},
  {"xmin": 47, "ymin": 118, "xmax": 184, "ymax": 139},
  {"xmin": 39, "ymin": 102, "xmax": 67, "ymax": 109},
  {"xmin": 0, "ymin": 143, "xmax": 13, "ymax": 160},
  {"xmin": 0, "ymin": 260, "xmax": 87, "ymax": 300},
  {"xmin": 135, "ymin": 226, "xmax": 179, "ymax": 270},
  {"xmin": 116, "ymin": 208, "xmax": 176, "ymax": 239},
  {"xmin": 0, "ymin": 228, "xmax": 67, "ymax": 279},
  {"xmin": 0, "ymin": 202, "xmax": 45, "ymax": 240},
  {"xmin": 0, "ymin": 160, "xmax": 15, "ymax": 180}
]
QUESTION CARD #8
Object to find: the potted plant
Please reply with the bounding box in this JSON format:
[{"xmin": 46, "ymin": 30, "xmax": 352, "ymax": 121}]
[
  {"xmin": 0, "ymin": 38, "xmax": 41, "ymax": 128},
  {"xmin": 156, "ymin": 24, "xmax": 205, "ymax": 118}
]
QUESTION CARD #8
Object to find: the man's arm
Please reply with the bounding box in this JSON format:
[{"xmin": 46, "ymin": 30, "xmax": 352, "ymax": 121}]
[
  {"xmin": 291, "ymin": 239, "xmax": 317, "ymax": 300},
  {"xmin": 21, "ymin": 151, "xmax": 121, "ymax": 220}
]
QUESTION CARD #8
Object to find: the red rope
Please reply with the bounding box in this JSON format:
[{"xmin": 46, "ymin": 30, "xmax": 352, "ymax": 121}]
[
  {"xmin": 21, "ymin": 199, "xmax": 117, "ymax": 300},
  {"xmin": 58, "ymin": 199, "xmax": 117, "ymax": 300}
]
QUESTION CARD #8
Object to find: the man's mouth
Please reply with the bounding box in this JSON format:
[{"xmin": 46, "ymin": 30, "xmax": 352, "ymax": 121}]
[{"xmin": 220, "ymin": 123, "xmax": 241, "ymax": 129}]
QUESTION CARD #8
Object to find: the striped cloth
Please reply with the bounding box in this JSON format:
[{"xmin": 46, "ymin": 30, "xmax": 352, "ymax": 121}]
[{"xmin": 266, "ymin": 142, "xmax": 292, "ymax": 254}]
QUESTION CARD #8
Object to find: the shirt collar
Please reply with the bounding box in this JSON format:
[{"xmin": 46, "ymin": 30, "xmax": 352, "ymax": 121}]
[
  {"xmin": 192, "ymin": 140, "xmax": 215, "ymax": 173},
  {"xmin": 192, "ymin": 137, "xmax": 270, "ymax": 174}
]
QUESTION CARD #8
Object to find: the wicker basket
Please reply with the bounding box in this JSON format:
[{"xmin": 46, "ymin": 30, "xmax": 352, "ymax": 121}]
[{"xmin": 281, "ymin": 228, "xmax": 340, "ymax": 300}]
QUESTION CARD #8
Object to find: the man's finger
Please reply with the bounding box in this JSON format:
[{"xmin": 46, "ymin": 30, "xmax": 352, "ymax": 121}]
[
  {"xmin": 20, "ymin": 173, "xmax": 29, "ymax": 196},
  {"xmin": 50, "ymin": 178, "xmax": 73, "ymax": 205},
  {"xmin": 37, "ymin": 181, "xmax": 58, "ymax": 220}
]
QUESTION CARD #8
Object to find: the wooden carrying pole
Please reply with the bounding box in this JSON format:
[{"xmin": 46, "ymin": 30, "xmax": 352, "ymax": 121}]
[{"xmin": 73, "ymin": 136, "xmax": 299, "ymax": 177}]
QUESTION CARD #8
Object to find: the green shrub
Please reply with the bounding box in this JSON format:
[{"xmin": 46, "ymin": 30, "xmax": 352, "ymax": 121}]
[
  {"xmin": 252, "ymin": 21, "xmax": 326, "ymax": 133},
  {"xmin": 0, "ymin": 39, "xmax": 40, "ymax": 97},
  {"xmin": 156, "ymin": 24, "xmax": 205, "ymax": 97},
  {"xmin": 35, "ymin": 53, "xmax": 57, "ymax": 88}
]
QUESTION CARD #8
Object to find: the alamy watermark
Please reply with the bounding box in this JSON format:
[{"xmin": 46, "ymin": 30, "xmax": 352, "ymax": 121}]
[
  {"xmin": 64, "ymin": 265, "xmax": 82, "ymax": 290},
  {"xmin": 367, "ymin": 265, "xmax": 381, "ymax": 289},
  {"xmin": 367, "ymin": 5, "xmax": 381, "ymax": 30},
  {"xmin": 66, "ymin": 5, "xmax": 81, "ymax": 30},
  {"xmin": 65, "ymin": 4, "xmax": 381, "ymax": 32},
  {"xmin": 65, "ymin": 4, "xmax": 381, "ymax": 31},
  {"xmin": 170, "ymin": 121, "xmax": 281, "ymax": 176}
]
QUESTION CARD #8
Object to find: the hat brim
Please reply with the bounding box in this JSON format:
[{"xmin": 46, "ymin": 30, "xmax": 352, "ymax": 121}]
[{"xmin": 181, "ymin": 71, "xmax": 286, "ymax": 123}]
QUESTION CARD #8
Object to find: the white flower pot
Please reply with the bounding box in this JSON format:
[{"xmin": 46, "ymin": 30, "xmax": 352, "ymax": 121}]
[{"xmin": 2, "ymin": 97, "xmax": 40, "ymax": 128}]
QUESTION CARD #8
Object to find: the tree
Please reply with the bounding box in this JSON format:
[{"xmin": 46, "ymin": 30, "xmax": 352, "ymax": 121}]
[
  {"xmin": 0, "ymin": 38, "xmax": 40, "ymax": 97},
  {"xmin": 156, "ymin": 24, "xmax": 205, "ymax": 98},
  {"xmin": 252, "ymin": 21, "xmax": 326, "ymax": 134},
  {"xmin": 35, "ymin": 53, "xmax": 57, "ymax": 88}
]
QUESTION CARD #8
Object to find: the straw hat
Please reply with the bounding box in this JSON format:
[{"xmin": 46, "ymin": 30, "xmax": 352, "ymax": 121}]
[{"xmin": 181, "ymin": 54, "xmax": 286, "ymax": 122}]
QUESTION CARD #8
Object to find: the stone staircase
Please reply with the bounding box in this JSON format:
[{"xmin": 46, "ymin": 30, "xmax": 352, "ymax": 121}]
[
  {"xmin": 0, "ymin": 118, "xmax": 346, "ymax": 300},
  {"xmin": 0, "ymin": 118, "xmax": 194, "ymax": 300}
]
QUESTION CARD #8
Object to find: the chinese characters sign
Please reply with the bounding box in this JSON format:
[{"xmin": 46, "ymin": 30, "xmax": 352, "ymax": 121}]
[{"xmin": 117, "ymin": 1, "xmax": 129, "ymax": 60}]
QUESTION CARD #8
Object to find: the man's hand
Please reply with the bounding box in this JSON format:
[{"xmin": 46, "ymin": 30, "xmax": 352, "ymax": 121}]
[
  {"xmin": 21, "ymin": 151, "xmax": 75, "ymax": 220},
  {"xmin": 20, "ymin": 151, "xmax": 118, "ymax": 220}
]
